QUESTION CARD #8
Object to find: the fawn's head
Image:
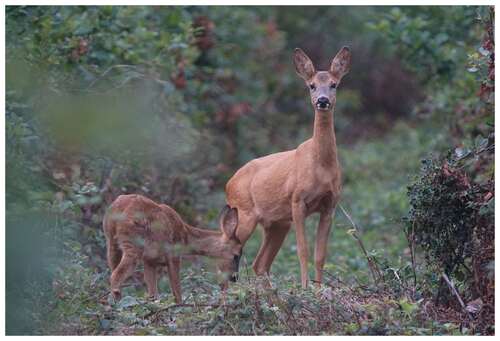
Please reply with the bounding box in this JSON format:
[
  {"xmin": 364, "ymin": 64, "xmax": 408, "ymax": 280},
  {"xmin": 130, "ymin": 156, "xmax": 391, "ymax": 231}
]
[
  {"xmin": 293, "ymin": 46, "xmax": 351, "ymax": 112},
  {"xmin": 216, "ymin": 205, "xmax": 242, "ymax": 282}
]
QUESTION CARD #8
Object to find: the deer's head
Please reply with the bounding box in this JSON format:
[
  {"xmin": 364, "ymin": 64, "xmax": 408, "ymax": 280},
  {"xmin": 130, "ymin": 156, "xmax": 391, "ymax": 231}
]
[
  {"xmin": 293, "ymin": 47, "xmax": 351, "ymax": 112},
  {"xmin": 216, "ymin": 205, "xmax": 242, "ymax": 283}
]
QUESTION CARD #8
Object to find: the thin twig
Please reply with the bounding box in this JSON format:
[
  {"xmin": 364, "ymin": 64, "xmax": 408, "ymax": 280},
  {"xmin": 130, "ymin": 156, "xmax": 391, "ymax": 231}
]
[
  {"xmin": 339, "ymin": 204, "xmax": 382, "ymax": 284},
  {"xmin": 85, "ymin": 64, "xmax": 137, "ymax": 90},
  {"xmin": 225, "ymin": 319, "xmax": 239, "ymax": 334},
  {"xmin": 267, "ymin": 289, "xmax": 298, "ymax": 334},
  {"xmin": 441, "ymin": 273, "xmax": 474, "ymax": 321},
  {"xmin": 243, "ymin": 254, "xmax": 250, "ymax": 284},
  {"xmin": 410, "ymin": 221, "xmax": 417, "ymax": 289},
  {"xmin": 404, "ymin": 220, "xmax": 417, "ymax": 297},
  {"xmin": 320, "ymin": 271, "xmax": 361, "ymax": 295},
  {"xmin": 80, "ymin": 283, "xmax": 136, "ymax": 304},
  {"xmin": 251, "ymin": 320, "xmax": 258, "ymax": 335},
  {"xmin": 456, "ymin": 144, "xmax": 495, "ymax": 169},
  {"xmin": 253, "ymin": 286, "xmax": 263, "ymax": 327},
  {"xmin": 144, "ymin": 303, "xmax": 223, "ymax": 319}
]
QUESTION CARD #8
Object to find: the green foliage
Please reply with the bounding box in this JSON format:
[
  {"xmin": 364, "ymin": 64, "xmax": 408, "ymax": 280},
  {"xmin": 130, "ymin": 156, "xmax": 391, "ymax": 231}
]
[
  {"xmin": 372, "ymin": 10, "xmax": 494, "ymax": 333},
  {"xmin": 405, "ymin": 136, "xmax": 494, "ymax": 307},
  {"xmin": 42, "ymin": 264, "xmax": 466, "ymax": 336},
  {"xmin": 6, "ymin": 6, "xmax": 197, "ymax": 84},
  {"xmin": 369, "ymin": 6, "xmax": 494, "ymax": 142},
  {"xmin": 407, "ymin": 157, "xmax": 475, "ymax": 276},
  {"xmin": 368, "ymin": 6, "xmax": 479, "ymax": 86}
]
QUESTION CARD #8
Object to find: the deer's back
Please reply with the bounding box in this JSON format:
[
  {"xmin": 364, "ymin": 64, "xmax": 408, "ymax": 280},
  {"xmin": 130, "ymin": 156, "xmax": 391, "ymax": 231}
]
[{"xmin": 104, "ymin": 194, "xmax": 189, "ymax": 248}]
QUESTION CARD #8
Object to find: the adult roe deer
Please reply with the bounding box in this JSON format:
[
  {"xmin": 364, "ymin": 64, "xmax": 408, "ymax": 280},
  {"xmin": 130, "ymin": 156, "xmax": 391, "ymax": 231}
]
[
  {"xmin": 225, "ymin": 47, "xmax": 351, "ymax": 288},
  {"xmin": 103, "ymin": 194, "xmax": 241, "ymax": 303}
]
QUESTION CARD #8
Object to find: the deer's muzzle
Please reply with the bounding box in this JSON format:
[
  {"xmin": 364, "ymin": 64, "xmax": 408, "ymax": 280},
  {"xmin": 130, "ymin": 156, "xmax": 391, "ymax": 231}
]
[
  {"xmin": 230, "ymin": 254, "xmax": 241, "ymax": 282},
  {"xmin": 316, "ymin": 96, "xmax": 331, "ymax": 110}
]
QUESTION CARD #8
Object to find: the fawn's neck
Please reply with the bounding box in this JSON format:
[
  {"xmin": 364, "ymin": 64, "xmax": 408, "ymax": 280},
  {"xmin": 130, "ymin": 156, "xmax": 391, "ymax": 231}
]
[
  {"xmin": 184, "ymin": 224, "xmax": 224, "ymax": 258},
  {"xmin": 312, "ymin": 109, "xmax": 338, "ymax": 167}
]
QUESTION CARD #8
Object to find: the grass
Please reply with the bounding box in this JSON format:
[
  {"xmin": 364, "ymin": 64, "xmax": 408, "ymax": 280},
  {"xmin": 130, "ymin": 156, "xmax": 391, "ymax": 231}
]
[{"xmin": 35, "ymin": 119, "xmax": 470, "ymax": 335}]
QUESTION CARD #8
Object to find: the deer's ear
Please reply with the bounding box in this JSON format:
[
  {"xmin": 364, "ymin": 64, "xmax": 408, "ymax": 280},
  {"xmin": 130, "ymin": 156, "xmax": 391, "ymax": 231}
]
[
  {"xmin": 330, "ymin": 46, "xmax": 351, "ymax": 80},
  {"xmin": 293, "ymin": 48, "xmax": 316, "ymax": 80},
  {"xmin": 219, "ymin": 205, "xmax": 238, "ymax": 239}
]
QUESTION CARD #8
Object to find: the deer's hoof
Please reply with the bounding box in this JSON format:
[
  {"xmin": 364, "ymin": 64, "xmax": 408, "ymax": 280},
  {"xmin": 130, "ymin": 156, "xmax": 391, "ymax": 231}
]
[
  {"xmin": 111, "ymin": 289, "xmax": 122, "ymax": 301},
  {"xmin": 148, "ymin": 294, "xmax": 159, "ymax": 301}
]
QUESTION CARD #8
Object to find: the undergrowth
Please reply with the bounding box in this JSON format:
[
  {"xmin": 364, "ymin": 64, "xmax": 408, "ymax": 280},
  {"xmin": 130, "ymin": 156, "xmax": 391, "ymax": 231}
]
[
  {"xmin": 38, "ymin": 122, "xmax": 477, "ymax": 336},
  {"xmin": 44, "ymin": 258, "xmax": 469, "ymax": 336}
]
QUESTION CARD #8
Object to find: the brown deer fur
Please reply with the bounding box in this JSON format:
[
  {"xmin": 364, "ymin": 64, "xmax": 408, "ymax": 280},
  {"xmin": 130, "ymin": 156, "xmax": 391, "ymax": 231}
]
[
  {"xmin": 225, "ymin": 47, "xmax": 351, "ymax": 288},
  {"xmin": 103, "ymin": 194, "xmax": 241, "ymax": 303}
]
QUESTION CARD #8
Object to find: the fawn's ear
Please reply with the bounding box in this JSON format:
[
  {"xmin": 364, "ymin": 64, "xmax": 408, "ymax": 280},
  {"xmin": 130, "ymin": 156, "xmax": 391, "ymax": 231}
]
[
  {"xmin": 219, "ymin": 205, "xmax": 238, "ymax": 240},
  {"xmin": 330, "ymin": 46, "xmax": 351, "ymax": 80},
  {"xmin": 293, "ymin": 48, "xmax": 316, "ymax": 81}
]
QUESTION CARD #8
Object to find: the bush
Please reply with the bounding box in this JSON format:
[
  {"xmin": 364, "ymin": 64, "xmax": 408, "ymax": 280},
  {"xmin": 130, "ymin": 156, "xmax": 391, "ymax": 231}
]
[
  {"xmin": 407, "ymin": 156, "xmax": 478, "ymax": 277},
  {"xmin": 405, "ymin": 143, "xmax": 494, "ymax": 331}
]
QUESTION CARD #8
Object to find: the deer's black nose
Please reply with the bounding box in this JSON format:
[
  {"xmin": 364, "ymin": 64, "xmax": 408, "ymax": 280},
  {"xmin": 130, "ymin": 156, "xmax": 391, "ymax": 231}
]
[
  {"xmin": 231, "ymin": 254, "xmax": 241, "ymax": 282},
  {"xmin": 317, "ymin": 97, "xmax": 330, "ymax": 109}
]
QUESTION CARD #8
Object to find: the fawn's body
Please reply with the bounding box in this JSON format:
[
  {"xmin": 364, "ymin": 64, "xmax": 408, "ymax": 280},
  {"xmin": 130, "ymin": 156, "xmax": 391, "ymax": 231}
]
[
  {"xmin": 226, "ymin": 47, "xmax": 351, "ymax": 288},
  {"xmin": 103, "ymin": 194, "xmax": 240, "ymax": 303}
]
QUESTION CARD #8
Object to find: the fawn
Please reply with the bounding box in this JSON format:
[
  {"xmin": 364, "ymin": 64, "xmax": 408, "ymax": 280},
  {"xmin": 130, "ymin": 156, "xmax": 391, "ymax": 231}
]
[
  {"xmin": 103, "ymin": 194, "xmax": 242, "ymax": 303},
  {"xmin": 225, "ymin": 47, "xmax": 351, "ymax": 288}
]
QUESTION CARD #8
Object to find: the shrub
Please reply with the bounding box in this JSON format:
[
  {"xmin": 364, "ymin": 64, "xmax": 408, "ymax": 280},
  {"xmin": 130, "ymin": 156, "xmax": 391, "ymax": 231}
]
[
  {"xmin": 407, "ymin": 157, "xmax": 475, "ymax": 276},
  {"xmin": 405, "ymin": 144, "xmax": 494, "ymax": 318}
]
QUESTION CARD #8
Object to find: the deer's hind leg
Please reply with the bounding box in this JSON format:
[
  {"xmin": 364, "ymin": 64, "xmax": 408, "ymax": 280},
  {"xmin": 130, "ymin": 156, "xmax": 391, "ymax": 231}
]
[{"xmin": 106, "ymin": 237, "xmax": 122, "ymax": 271}]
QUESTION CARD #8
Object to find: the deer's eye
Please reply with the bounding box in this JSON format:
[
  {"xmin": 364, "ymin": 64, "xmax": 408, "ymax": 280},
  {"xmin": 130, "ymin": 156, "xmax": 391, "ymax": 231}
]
[
  {"xmin": 330, "ymin": 83, "xmax": 337, "ymax": 89},
  {"xmin": 309, "ymin": 83, "xmax": 316, "ymax": 91}
]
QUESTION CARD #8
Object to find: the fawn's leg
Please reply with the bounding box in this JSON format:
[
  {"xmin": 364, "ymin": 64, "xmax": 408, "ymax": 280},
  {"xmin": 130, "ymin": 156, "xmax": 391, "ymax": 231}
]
[
  {"xmin": 106, "ymin": 237, "xmax": 122, "ymax": 271},
  {"xmin": 166, "ymin": 256, "xmax": 182, "ymax": 304},
  {"xmin": 143, "ymin": 259, "xmax": 159, "ymax": 299},
  {"xmin": 110, "ymin": 251, "xmax": 138, "ymax": 300}
]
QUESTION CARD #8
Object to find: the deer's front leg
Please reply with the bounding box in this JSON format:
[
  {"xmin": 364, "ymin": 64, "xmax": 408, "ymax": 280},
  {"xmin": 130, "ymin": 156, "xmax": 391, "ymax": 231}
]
[
  {"xmin": 166, "ymin": 256, "xmax": 182, "ymax": 304},
  {"xmin": 314, "ymin": 209, "xmax": 333, "ymax": 285},
  {"xmin": 110, "ymin": 252, "xmax": 138, "ymax": 301},
  {"xmin": 292, "ymin": 196, "xmax": 309, "ymax": 289},
  {"xmin": 143, "ymin": 259, "xmax": 159, "ymax": 299}
]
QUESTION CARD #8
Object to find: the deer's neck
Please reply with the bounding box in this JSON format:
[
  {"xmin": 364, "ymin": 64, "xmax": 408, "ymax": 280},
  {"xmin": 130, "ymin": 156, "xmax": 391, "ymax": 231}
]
[
  {"xmin": 312, "ymin": 109, "xmax": 337, "ymax": 166},
  {"xmin": 184, "ymin": 224, "xmax": 224, "ymax": 258}
]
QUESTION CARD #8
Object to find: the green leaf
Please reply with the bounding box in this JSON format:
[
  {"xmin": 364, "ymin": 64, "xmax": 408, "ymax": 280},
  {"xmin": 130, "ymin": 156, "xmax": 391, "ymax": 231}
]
[
  {"xmin": 454, "ymin": 147, "xmax": 470, "ymax": 158},
  {"xmin": 346, "ymin": 229, "xmax": 357, "ymax": 236},
  {"xmin": 399, "ymin": 298, "xmax": 419, "ymax": 318},
  {"xmin": 474, "ymin": 135, "xmax": 488, "ymax": 150},
  {"xmin": 118, "ymin": 295, "xmax": 139, "ymax": 308}
]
